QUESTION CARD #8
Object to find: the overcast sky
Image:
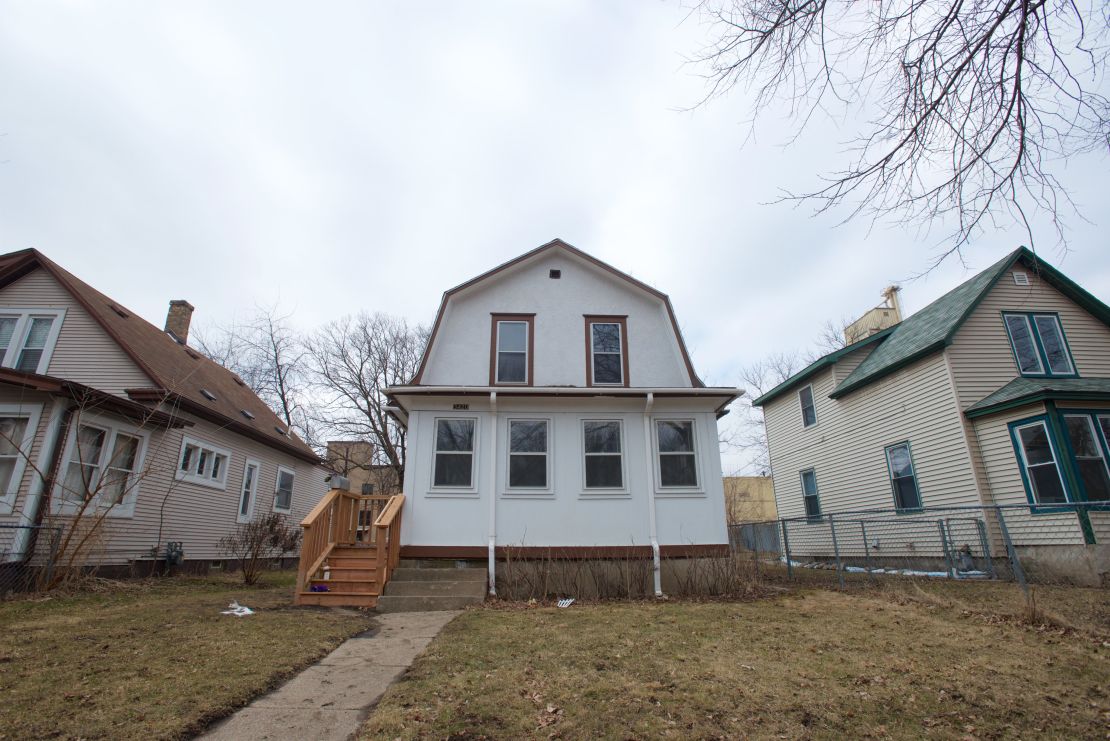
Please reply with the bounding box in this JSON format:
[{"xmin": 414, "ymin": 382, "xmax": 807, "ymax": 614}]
[{"xmin": 2, "ymin": 1, "xmax": 1108, "ymax": 472}]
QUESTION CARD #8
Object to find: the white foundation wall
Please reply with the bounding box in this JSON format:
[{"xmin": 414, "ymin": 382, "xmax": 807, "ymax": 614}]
[{"xmin": 399, "ymin": 396, "xmax": 728, "ymax": 548}]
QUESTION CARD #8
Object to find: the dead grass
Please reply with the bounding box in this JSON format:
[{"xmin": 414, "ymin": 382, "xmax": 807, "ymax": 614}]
[
  {"xmin": 0, "ymin": 571, "xmax": 375, "ymax": 740},
  {"xmin": 363, "ymin": 587, "xmax": 1109, "ymax": 739}
]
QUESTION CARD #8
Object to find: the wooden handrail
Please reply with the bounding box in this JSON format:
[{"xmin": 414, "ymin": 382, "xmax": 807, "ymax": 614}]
[{"xmin": 374, "ymin": 494, "xmax": 406, "ymax": 592}]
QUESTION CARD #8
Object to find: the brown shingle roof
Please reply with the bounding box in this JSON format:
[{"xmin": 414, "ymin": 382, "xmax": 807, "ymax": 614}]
[{"xmin": 0, "ymin": 248, "xmax": 319, "ymax": 463}]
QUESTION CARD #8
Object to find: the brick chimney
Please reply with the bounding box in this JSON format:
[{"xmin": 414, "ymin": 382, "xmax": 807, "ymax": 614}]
[{"xmin": 164, "ymin": 300, "xmax": 194, "ymax": 344}]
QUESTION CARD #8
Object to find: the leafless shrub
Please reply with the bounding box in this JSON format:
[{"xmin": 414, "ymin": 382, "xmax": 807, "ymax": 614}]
[{"xmin": 217, "ymin": 513, "xmax": 300, "ymax": 585}]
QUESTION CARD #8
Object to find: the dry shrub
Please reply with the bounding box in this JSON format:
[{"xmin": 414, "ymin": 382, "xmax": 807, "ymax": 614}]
[{"xmin": 217, "ymin": 514, "xmax": 300, "ymax": 585}]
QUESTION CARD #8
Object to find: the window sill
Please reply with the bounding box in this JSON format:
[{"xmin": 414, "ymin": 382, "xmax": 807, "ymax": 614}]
[
  {"xmin": 500, "ymin": 492, "xmax": 556, "ymax": 499},
  {"xmin": 579, "ymin": 492, "xmax": 633, "ymax": 500},
  {"xmin": 52, "ymin": 503, "xmax": 136, "ymax": 519},
  {"xmin": 655, "ymin": 489, "xmax": 706, "ymax": 498},
  {"xmin": 174, "ymin": 471, "xmax": 228, "ymax": 491},
  {"xmin": 425, "ymin": 490, "xmax": 480, "ymax": 499}
]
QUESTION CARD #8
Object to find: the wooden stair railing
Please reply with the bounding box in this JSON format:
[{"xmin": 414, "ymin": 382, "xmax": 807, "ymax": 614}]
[{"xmin": 294, "ymin": 489, "xmax": 404, "ymax": 606}]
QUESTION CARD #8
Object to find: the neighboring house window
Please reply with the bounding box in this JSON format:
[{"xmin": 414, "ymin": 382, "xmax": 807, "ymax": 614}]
[
  {"xmin": 0, "ymin": 309, "xmax": 65, "ymax": 374},
  {"xmin": 798, "ymin": 385, "xmax": 817, "ymax": 427},
  {"xmin": 655, "ymin": 420, "xmax": 698, "ymax": 488},
  {"xmin": 273, "ymin": 466, "xmax": 295, "ymax": 512},
  {"xmin": 585, "ymin": 316, "xmax": 628, "ymax": 386},
  {"xmin": 490, "ymin": 315, "xmax": 534, "ymax": 385},
  {"xmin": 800, "ymin": 468, "xmax": 821, "ymax": 520},
  {"xmin": 433, "ymin": 418, "xmax": 476, "ymax": 488},
  {"xmin": 1062, "ymin": 414, "xmax": 1110, "ymax": 502},
  {"xmin": 507, "ymin": 419, "xmax": 549, "ymax": 490},
  {"xmin": 55, "ymin": 415, "xmax": 147, "ymax": 517},
  {"xmin": 1003, "ymin": 313, "xmax": 1075, "ymax": 377},
  {"xmin": 885, "ymin": 442, "xmax": 922, "ymax": 511},
  {"xmin": 1011, "ymin": 419, "xmax": 1068, "ymax": 505},
  {"xmin": 583, "ymin": 420, "xmax": 624, "ymax": 490},
  {"xmin": 176, "ymin": 436, "xmax": 231, "ymax": 490},
  {"xmin": 239, "ymin": 460, "xmax": 260, "ymax": 522},
  {"xmin": 0, "ymin": 403, "xmax": 42, "ymax": 513}
]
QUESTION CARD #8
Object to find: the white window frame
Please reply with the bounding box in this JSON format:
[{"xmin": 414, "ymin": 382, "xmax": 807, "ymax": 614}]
[
  {"xmin": 238, "ymin": 458, "xmax": 261, "ymax": 523},
  {"xmin": 430, "ymin": 417, "xmax": 479, "ymax": 494},
  {"xmin": 0, "ymin": 402, "xmax": 43, "ymax": 515},
  {"xmin": 1013, "ymin": 420, "xmax": 1070, "ymax": 505},
  {"xmin": 800, "ymin": 468, "xmax": 821, "ymax": 520},
  {"xmin": 175, "ymin": 435, "xmax": 232, "ymax": 490},
  {"xmin": 798, "ymin": 384, "xmax": 817, "ymax": 428},
  {"xmin": 52, "ymin": 411, "xmax": 149, "ymax": 519},
  {"xmin": 495, "ymin": 320, "xmax": 529, "ymax": 385},
  {"xmin": 504, "ymin": 417, "xmax": 553, "ymax": 495},
  {"xmin": 652, "ymin": 417, "xmax": 703, "ymax": 495},
  {"xmin": 0, "ymin": 308, "xmax": 66, "ymax": 374},
  {"xmin": 581, "ymin": 418, "xmax": 628, "ymax": 496},
  {"xmin": 273, "ymin": 465, "xmax": 295, "ymax": 513},
  {"xmin": 589, "ymin": 322, "xmax": 624, "ymax": 386}
]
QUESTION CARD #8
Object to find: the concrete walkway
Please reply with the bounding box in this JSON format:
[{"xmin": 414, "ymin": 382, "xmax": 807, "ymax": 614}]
[{"xmin": 201, "ymin": 611, "xmax": 459, "ymax": 741}]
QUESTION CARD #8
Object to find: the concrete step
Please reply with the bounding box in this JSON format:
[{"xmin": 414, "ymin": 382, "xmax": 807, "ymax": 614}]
[
  {"xmin": 296, "ymin": 591, "xmax": 377, "ymax": 608},
  {"xmin": 389, "ymin": 567, "xmax": 487, "ymax": 582},
  {"xmin": 375, "ymin": 594, "xmax": 483, "ymax": 613},
  {"xmin": 398, "ymin": 558, "xmax": 482, "ymax": 569},
  {"xmin": 385, "ymin": 579, "xmax": 486, "ymax": 597}
]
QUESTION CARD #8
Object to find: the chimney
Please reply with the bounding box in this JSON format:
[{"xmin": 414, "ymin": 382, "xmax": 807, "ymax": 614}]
[{"xmin": 164, "ymin": 300, "xmax": 194, "ymax": 345}]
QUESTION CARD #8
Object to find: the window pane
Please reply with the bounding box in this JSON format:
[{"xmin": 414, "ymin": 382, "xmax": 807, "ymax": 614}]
[
  {"xmin": 0, "ymin": 317, "xmax": 17, "ymax": 350},
  {"xmin": 0, "ymin": 457, "xmax": 15, "ymax": 492},
  {"xmin": 436, "ymin": 420, "xmax": 474, "ymax": 452},
  {"xmin": 887, "ymin": 444, "xmax": 913, "ymax": 478},
  {"xmin": 1076, "ymin": 459, "xmax": 1110, "ymax": 502},
  {"xmin": 1018, "ymin": 424, "xmax": 1054, "ymax": 466},
  {"xmin": 591, "ymin": 323, "xmax": 621, "ymax": 353},
  {"xmin": 16, "ymin": 318, "xmax": 53, "ymax": 372},
  {"xmin": 434, "ymin": 453, "xmax": 472, "ymax": 487},
  {"xmin": 1005, "ymin": 315, "xmax": 1043, "ymax": 374},
  {"xmin": 893, "ymin": 477, "xmax": 921, "ymax": 509},
  {"xmin": 1033, "ymin": 316, "xmax": 1071, "ymax": 374},
  {"xmin": 509, "ymin": 454, "xmax": 546, "ymax": 487},
  {"xmin": 497, "ymin": 352, "xmax": 527, "ymax": 383},
  {"xmin": 109, "ymin": 434, "xmax": 140, "ymax": 472},
  {"xmin": 62, "ymin": 462, "xmax": 96, "ymax": 501},
  {"xmin": 0, "ymin": 417, "xmax": 28, "ymax": 456},
  {"xmin": 73, "ymin": 426, "xmax": 105, "ymax": 466},
  {"xmin": 1029, "ymin": 464, "xmax": 1067, "ymax": 503},
  {"xmin": 801, "ymin": 470, "xmax": 817, "ymax": 497},
  {"xmin": 15, "ymin": 349, "xmax": 43, "ymax": 372},
  {"xmin": 660, "ymin": 454, "xmax": 697, "ymax": 486},
  {"xmin": 585, "ymin": 456, "xmax": 622, "ymax": 488},
  {"xmin": 509, "ymin": 421, "xmax": 546, "ymax": 453},
  {"xmin": 804, "ymin": 493, "xmax": 821, "ymax": 518},
  {"xmin": 799, "ymin": 387, "xmax": 816, "ymax": 426},
  {"xmin": 657, "ymin": 421, "xmax": 694, "ymax": 452},
  {"xmin": 585, "ymin": 422, "xmax": 621, "ymax": 453},
  {"xmin": 498, "ymin": 321, "xmax": 528, "ymax": 352},
  {"xmin": 181, "ymin": 445, "xmax": 194, "ymax": 471},
  {"xmin": 592, "ymin": 353, "xmax": 622, "ymax": 384},
  {"xmin": 1065, "ymin": 416, "xmax": 1100, "ymax": 457},
  {"xmin": 276, "ymin": 470, "xmax": 294, "ymax": 509}
]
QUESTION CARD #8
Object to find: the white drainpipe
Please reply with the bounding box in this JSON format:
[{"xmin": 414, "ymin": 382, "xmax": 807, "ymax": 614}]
[
  {"xmin": 642, "ymin": 393, "xmax": 663, "ymax": 597},
  {"xmin": 11, "ymin": 399, "xmax": 70, "ymax": 561},
  {"xmin": 487, "ymin": 391, "xmax": 497, "ymax": 596}
]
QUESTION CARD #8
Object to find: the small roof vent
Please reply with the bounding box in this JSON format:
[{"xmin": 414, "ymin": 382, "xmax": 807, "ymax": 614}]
[
  {"xmin": 109, "ymin": 304, "xmax": 130, "ymax": 318},
  {"xmin": 549, "ymin": 269, "xmax": 561, "ymax": 279},
  {"xmin": 200, "ymin": 388, "xmax": 217, "ymax": 401},
  {"xmin": 240, "ymin": 409, "xmax": 255, "ymax": 420},
  {"xmin": 274, "ymin": 426, "xmax": 287, "ymax": 436},
  {"xmin": 232, "ymin": 375, "xmax": 245, "ymax": 387},
  {"xmin": 1012, "ymin": 271, "xmax": 1030, "ymax": 286}
]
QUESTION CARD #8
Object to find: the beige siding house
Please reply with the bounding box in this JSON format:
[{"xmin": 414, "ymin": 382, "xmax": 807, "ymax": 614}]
[
  {"xmin": 755, "ymin": 247, "xmax": 1110, "ymax": 583},
  {"xmin": 0, "ymin": 249, "xmax": 328, "ymax": 575}
]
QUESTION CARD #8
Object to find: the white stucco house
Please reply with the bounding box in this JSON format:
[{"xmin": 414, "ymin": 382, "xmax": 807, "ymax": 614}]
[{"xmin": 385, "ymin": 239, "xmax": 740, "ymax": 594}]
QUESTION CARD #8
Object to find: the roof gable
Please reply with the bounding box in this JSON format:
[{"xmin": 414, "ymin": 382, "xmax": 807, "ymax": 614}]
[
  {"xmin": 0, "ymin": 249, "xmax": 318, "ymax": 462},
  {"xmin": 411, "ymin": 238, "xmax": 705, "ymax": 387}
]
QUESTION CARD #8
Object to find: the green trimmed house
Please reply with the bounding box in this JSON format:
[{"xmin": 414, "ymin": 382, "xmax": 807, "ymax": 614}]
[{"xmin": 754, "ymin": 247, "xmax": 1110, "ymax": 584}]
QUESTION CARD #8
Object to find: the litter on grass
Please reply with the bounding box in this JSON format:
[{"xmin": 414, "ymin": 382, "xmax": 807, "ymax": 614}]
[
  {"xmin": 557, "ymin": 598, "xmax": 575, "ymax": 608},
  {"xmin": 221, "ymin": 601, "xmax": 254, "ymax": 617}
]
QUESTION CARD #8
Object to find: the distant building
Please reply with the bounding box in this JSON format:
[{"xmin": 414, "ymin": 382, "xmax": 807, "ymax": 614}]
[
  {"xmin": 325, "ymin": 440, "xmax": 401, "ymax": 495},
  {"xmin": 723, "ymin": 476, "xmax": 777, "ymax": 523}
]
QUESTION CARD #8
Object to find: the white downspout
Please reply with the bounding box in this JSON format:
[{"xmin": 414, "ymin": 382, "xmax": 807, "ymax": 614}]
[
  {"xmin": 11, "ymin": 399, "xmax": 70, "ymax": 561},
  {"xmin": 487, "ymin": 391, "xmax": 497, "ymax": 596},
  {"xmin": 642, "ymin": 392, "xmax": 663, "ymax": 597}
]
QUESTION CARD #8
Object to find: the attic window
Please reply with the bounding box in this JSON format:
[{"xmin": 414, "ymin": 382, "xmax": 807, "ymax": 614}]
[
  {"xmin": 549, "ymin": 269, "xmax": 561, "ymax": 279},
  {"xmin": 240, "ymin": 409, "xmax": 255, "ymax": 420},
  {"xmin": 1012, "ymin": 271, "xmax": 1030, "ymax": 286},
  {"xmin": 200, "ymin": 388, "xmax": 217, "ymax": 401},
  {"xmin": 109, "ymin": 304, "xmax": 129, "ymax": 318}
]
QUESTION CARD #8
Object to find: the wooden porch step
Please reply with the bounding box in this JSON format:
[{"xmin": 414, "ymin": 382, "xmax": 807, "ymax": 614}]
[
  {"xmin": 297, "ymin": 591, "xmax": 378, "ymax": 608},
  {"xmin": 324, "ymin": 568, "xmax": 377, "ymax": 581},
  {"xmin": 307, "ymin": 579, "xmax": 380, "ymax": 595}
]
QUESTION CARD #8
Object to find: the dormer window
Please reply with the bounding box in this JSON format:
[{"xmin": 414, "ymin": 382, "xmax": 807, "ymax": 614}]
[
  {"xmin": 1003, "ymin": 312, "xmax": 1076, "ymax": 377},
  {"xmin": 585, "ymin": 316, "xmax": 628, "ymax": 387},
  {"xmin": 490, "ymin": 314, "xmax": 534, "ymax": 385},
  {"xmin": 0, "ymin": 309, "xmax": 65, "ymax": 375}
]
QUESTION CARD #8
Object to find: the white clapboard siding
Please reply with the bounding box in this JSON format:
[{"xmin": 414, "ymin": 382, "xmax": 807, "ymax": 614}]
[
  {"xmin": 948, "ymin": 271, "xmax": 1110, "ymax": 410},
  {"xmin": 0, "ymin": 269, "xmax": 153, "ymax": 394},
  {"xmin": 765, "ymin": 351, "xmax": 980, "ymax": 521}
]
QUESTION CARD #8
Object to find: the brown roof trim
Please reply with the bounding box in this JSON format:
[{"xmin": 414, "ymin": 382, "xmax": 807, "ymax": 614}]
[
  {"xmin": 410, "ymin": 239, "xmax": 705, "ymax": 387},
  {"xmin": 0, "ymin": 368, "xmax": 188, "ymax": 428},
  {"xmin": 125, "ymin": 388, "xmax": 322, "ymax": 464}
]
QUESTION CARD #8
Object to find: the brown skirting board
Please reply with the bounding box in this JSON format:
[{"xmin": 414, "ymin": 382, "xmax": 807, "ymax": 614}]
[{"xmin": 399, "ymin": 544, "xmax": 730, "ymax": 559}]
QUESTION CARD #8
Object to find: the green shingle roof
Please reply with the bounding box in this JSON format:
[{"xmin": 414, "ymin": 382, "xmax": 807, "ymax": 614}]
[
  {"xmin": 965, "ymin": 377, "xmax": 1110, "ymax": 418},
  {"xmin": 754, "ymin": 246, "xmax": 1110, "ymax": 407}
]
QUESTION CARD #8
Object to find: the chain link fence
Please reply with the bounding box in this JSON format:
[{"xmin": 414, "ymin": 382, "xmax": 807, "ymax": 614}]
[
  {"xmin": 730, "ymin": 502, "xmax": 1110, "ymax": 588},
  {"xmin": 0, "ymin": 524, "xmax": 62, "ymax": 596}
]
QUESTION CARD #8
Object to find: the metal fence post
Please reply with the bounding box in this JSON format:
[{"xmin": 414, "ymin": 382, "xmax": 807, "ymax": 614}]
[
  {"xmin": 937, "ymin": 520, "xmax": 956, "ymax": 578},
  {"xmin": 995, "ymin": 506, "xmax": 1029, "ymax": 595},
  {"xmin": 780, "ymin": 519, "xmax": 793, "ymax": 580},
  {"xmin": 829, "ymin": 514, "xmax": 845, "ymax": 589},
  {"xmin": 860, "ymin": 521, "xmax": 872, "ymax": 575},
  {"xmin": 975, "ymin": 518, "xmax": 997, "ymax": 579}
]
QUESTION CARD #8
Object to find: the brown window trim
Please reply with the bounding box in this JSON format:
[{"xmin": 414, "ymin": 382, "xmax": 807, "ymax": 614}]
[
  {"xmin": 489, "ymin": 314, "xmax": 535, "ymax": 386},
  {"xmin": 584, "ymin": 315, "xmax": 630, "ymax": 387}
]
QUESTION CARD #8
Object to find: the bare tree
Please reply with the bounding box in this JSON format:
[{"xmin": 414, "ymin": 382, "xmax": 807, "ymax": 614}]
[
  {"xmin": 726, "ymin": 351, "xmax": 805, "ymax": 474},
  {"xmin": 194, "ymin": 305, "xmax": 316, "ymax": 447},
  {"xmin": 810, "ymin": 316, "xmax": 851, "ymax": 359},
  {"xmin": 692, "ymin": 0, "xmax": 1110, "ymax": 259},
  {"xmin": 307, "ymin": 313, "xmax": 428, "ymax": 487}
]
